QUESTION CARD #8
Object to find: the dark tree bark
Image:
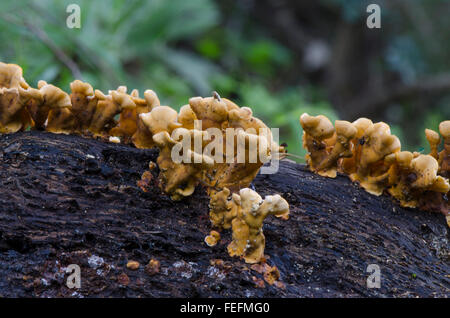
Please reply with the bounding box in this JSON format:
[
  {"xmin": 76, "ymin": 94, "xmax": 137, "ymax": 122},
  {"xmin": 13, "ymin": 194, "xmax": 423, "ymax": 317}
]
[{"xmin": 0, "ymin": 132, "xmax": 448, "ymax": 297}]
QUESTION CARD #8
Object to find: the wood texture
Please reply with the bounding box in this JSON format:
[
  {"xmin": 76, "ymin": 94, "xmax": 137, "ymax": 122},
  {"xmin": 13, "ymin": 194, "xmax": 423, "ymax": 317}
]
[{"xmin": 0, "ymin": 131, "xmax": 448, "ymax": 297}]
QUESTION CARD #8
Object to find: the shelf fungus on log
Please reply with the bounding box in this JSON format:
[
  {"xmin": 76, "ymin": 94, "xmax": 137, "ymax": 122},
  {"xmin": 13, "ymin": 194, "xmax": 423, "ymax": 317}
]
[
  {"xmin": 204, "ymin": 230, "xmax": 221, "ymax": 247},
  {"xmin": 425, "ymin": 128, "xmax": 441, "ymax": 160},
  {"xmin": 314, "ymin": 120, "xmax": 356, "ymax": 177},
  {"xmin": 386, "ymin": 152, "xmax": 449, "ymax": 214},
  {"xmin": 35, "ymin": 80, "xmax": 73, "ymax": 133},
  {"xmin": 135, "ymin": 92, "xmax": 282, "ymax": 198},
  {"xmin": 187, "ymin": 93, "xmax": 281, "ymax": 192},
  {"xmin": 300, "ymin": 112, "xmax": 449, "ymax": 226},
  {"xmin": 109, "ymin": 89, "xmax": 153, "ymax": 143},
  {"xmin": 226, "ymin": 188, "xmax": 289, "ymax": 264},
  {"xmin": 152, "ymin": 128, "xmax": 214, "ymax": 200},
  {"xmin": 209, "ymin": 187, "xmax": 238, "ymax": 229},
  {"xmin": 0, "ymin": 62, "xmax": 292, "ymax": 264},
  {"xmin": 132, "ymin": 105, "xmax": 180, "ymax": 149},
  {"xmin": 69, "ymin": 80, "xmax": 96, "ymax": 132},
  {"xmin": 299, "ymin": 113, "xmax": 336, "ymax": 177},
  {"xmin": 438, "ymin": 121, "xmax": 449, "ymax": 178},
  {"xmin": 348, "ymin": 122, "xmax": 401, "ymax": 195},
  {"xmin": 0, "ymin": 62, "xmax": 26, "ymax": 88},
  {"xmin": 88, "ymin": 87, "xmax": 135, "ymax": 137},
  {"xmin": 0, "ymin": 63, "xmax": 33, "ymax": 133}
]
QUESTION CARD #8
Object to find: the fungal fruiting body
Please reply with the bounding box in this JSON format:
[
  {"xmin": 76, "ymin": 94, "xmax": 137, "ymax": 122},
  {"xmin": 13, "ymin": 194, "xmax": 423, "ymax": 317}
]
[
  {"xmin": 0, "ymin": 62, "xmax": 290, "ymax": 264},
  {"xmin": 208, "ymin": 187, "xmax": 237, "ymax": 229},
  {"xmin": 133, "ymin": 92, "xmax": 282, "ymax": 202},
  {"xmin": 300, "ymin": 112, "xmax": 450, "ymax": 226},
  {"xmin": 299, "ymin": 113, "xmax": 336, "ymax": 177},
  {"xmin": 185, "ymin": 94, "xmax": 279, "ymax": 192},
  {"xmin": 152, "ymin": 128, "xmax": 214, "ymax": 200},
  {"xmin": 204, "ymin": 230, "xmax": 221, "ymax": 247},
  {"xmin": 386, "ymin": 152, "xmax": 449, "ymax": 210},
  {"xmin": 438, "ymin": 121, "xmax": 450, "ymax": 179},
  {"xmin": 69, "ymin": 80, "xmax": 96, "ymax": 132},
  {"xmin": 348, "ymin": 122, "xmax": 401, "ymax": 195},
  {"xmin": 0, "ymin": 63, "xmax": 33, "ymax": 133},
  {"xmin": 0, "ymin": 63, "xmax": 281, "ymax": 205},
  {"xmin": 226, "ymin": 188, "xmax": 289, "ymax": 264}
]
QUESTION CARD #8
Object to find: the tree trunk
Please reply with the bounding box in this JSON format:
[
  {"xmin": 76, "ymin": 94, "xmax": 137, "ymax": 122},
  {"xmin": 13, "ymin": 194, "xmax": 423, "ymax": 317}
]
[{"xmin": 0, "ymin": 131, "xmax": 448, "ymax": 297}]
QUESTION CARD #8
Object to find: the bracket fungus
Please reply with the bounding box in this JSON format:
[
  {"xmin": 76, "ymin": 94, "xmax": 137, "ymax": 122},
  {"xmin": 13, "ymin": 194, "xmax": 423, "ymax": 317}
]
[
  {"xmin": 226, "ymin": 188, "xmax": 289, "ymax": 264},
  {"xmin": 88, "ymin": 87, "xmax": 135, "ymax": 136},
  {"xmin": 0, "ymin": 63, "xmax": 32, "ymax": 133},
  {"xmin": 204, "ymin": 230, "xmax": 221, "ymax": 247},
  {"xmin": 348, "ymin": 122, "xmax": 401, "ymax": 195},
  {"xmin": 425, "ymin": 128, "xmax": 441, "ymax": 160},
  {"xmin": 131, "ymin": 105, "xmax": 179, "ymax": 149},
  {"xmin": 438, "ymin": 121, "xmax": 450, "ymax": 178},
  {"xmin": 300, "ymin": 112, "xmax": 449, "ymax": 226},
  {"xmin": 385, "ymin": 152, "xmax": 449, "ymax": 208},
  {"xmin": 69, "ymin": 80, "xmax": 96, "ymax": 132},
  {"xmin": 133, "ymin": 92, "xmax": 281, "ymax": 200},
  {"xmin": 299, "ymin": 113, "xmax": 336, "ymax": 177},
  {"xmin": 314, "ymin": 120, "xmax": 356, "ymax": 177},
  {"xmin": 0, "ymin": 87, "xmax": 24, "ymax": 133},
  {"xmin": 152, "ymin": 129, "xmax": 214, "ymax": 200},
  {"xmin": 35, "ymin": 81, "xmax": 73, "ymax": 133},
  {"xmin": 209, "ymin": 187, "xmax": 237, "ymax": 229},
  {"xmin": 186, "ymin": 93, "xmax": 279, "ymax": 192},
  {"xmin": 109, "ymin": 89, "xmax": 153, "ymax": 142},
  {"xmin": 188, "ymin": 93, "xmax": 229, "ymax": 130},
  {"xmin": 0, "ymin": 62, "xmax": 26, "ymax": 89},
  {"xmin": 0, "ymin": 62, "xmax": 293, "ymax": 264}
]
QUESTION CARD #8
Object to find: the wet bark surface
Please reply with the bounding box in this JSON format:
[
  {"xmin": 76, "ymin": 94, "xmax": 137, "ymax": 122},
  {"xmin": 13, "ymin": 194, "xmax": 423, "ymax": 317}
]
[{"xmin": 0, "ymin": 131, "xmax": 448, "ymax": 297}]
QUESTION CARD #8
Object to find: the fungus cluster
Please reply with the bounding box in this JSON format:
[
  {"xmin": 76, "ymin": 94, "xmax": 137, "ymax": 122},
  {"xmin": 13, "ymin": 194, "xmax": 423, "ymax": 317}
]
[
  {"xmin": 0, "ymin": 62, "xmax": 32, "ymax": 133},
  {"xmin": 132, "ymin": 92, "xmax": 283, "ymax": 203},
  {"xmin": 300, "ymin": 113, "xmax": 449, "ymax": 226},
  {"xmin": 0, "ymin": 62, "xmax": 289, "ymax": 264},
  {"xmin": 0, "ymin": 63, "xmax": 159, "ymax": 140},
  {"xmin": 130, "ymin": 92, "xmax": 289, "ymax": 263}
]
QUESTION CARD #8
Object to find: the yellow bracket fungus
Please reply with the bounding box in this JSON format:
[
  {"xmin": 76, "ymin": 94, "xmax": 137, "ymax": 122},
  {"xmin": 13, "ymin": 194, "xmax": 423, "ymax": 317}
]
[
  {"xmin": 299, "ymin": 113, "xmax": 336, "ymax": 177},
  {"xmin": 209, "ymin": 187, "xmax": 237, "ymax": 229},
  {"xmin": 315, "ymin": 120, "xmax": 356, "ymax": 177},
  {"xmin": 0, "ymin": 62, "xmax": 293, "ymax": 263},
  {"xmin": 88, "ymin": 87, "xmax": 135, "ymax": 136},
  {"xmin": 109, "ymin": 89, "xmax": 152, "ymax": 143},
  {"xmin": 69, "ymin": 80, "xmax": 95, "ymax": 132},
  {"xmin": 132, "ymin": 105, "xmax": 180, "ymax": 149},
  {"xmin": 425, "ymin": 128, "xmax": 440, "ymax": 160},
  {"xmin": 152, "ymin": 129, "xmax": 214, "ymax": 200},
  {"xmin": 226, "ymin": 188, "xmax": 289, "ymax": 264},
  {"xmin": 0, "ymin": 63, "xmax": 33, "ymax": 133},
  {"xmin": 0, "ymin": 62, "xmax": 26, "ymax": 89},
  {"xmin": 438, "ymin": 121, "xmax": 449, "ymax": 178},
  {"xmin": 348, "ymin": 122, "xmax": 401, "ymax": 195},
  {"xmin": 299, "ymin": 112, "xmax": 449, "ymax": 226},
  {"xmin": 36, "ymin": 80, "xmax": 73, "ymax": 133}
]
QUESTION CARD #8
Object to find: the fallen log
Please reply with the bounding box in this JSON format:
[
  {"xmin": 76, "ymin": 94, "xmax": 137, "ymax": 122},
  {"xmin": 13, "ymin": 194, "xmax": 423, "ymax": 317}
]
[{"xmin": 0, "ymin": 131, "xmax": 448, "ymax": 297}]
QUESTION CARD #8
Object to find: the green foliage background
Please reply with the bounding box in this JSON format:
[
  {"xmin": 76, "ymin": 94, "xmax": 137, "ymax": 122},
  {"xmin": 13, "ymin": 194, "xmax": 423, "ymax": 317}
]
[{"xmin": 1, "ymin": 0, "xmax": 448, "ymax": 160}]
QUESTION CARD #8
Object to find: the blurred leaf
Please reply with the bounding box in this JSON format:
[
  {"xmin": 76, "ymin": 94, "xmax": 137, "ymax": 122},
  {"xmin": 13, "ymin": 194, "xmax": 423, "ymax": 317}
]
[{"xmin": 196, "ymin": 38, "xmax": 221, "ymax": 60}]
